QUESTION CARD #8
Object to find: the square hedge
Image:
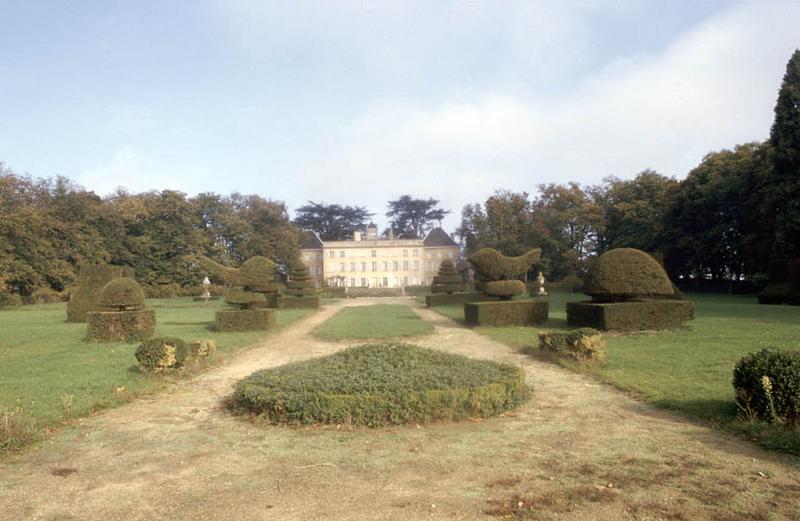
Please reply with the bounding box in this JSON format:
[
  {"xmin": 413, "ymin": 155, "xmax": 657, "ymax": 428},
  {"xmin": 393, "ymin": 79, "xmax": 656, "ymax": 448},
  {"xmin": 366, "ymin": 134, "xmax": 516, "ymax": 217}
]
[
  {"xmin": 464, "ymin": 300, "xmax": 549, "ymax": 327},
  {"xmin": 215, "ymin": 309, "xmax": 276, "ymax": 332},
  {"xmin": 85, "ymin": 309, "xmax": 156, "ymax": 342},
  {"xmin": 278, "ymin": 295, "xmax": 320, "ymax": 309},
  {"xmin": 425, "ymin": 292, "xmax": 491, "ymax": 308},
  {"xmin": 566, "ymin": 300, "xmax": 693, "ymax": 331}
]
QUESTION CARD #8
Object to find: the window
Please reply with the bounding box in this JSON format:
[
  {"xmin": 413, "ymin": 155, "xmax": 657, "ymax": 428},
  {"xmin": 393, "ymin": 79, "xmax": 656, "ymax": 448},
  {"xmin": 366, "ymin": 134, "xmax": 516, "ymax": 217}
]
[
  {"xmin": 350, "ymin": 278, "xmax": 356, "ymax": 287},
  {"xmin": 382, "ymin": 277, "xmax": 388, "ymax": 287},
  {"xmin": 372, "ymin": 262, "xmax": 377, "ymax": 271},
  {"xmin": 403, "ymin": 276, "xmax": 409, "ymax": 286},
  {"xmin": 329, "ymin": 251, "xmax": 335, "ymax": 258},
  {"xmin": 426, "ymin": 261, "xmax": 433, "ymax": 271},
  {"xmin": 339, "ymin": 263, "xmax": 345, "ymax": 272},
  {"xmin": 402, "ymin": 249, "xmax": 408, "ymax": 257},
  {"xmin": 371, "ymin": 250, "xmax": 377, "ymax": 257},
  {"xmin": 361, "ymin": 262, "xmax": 366, "ymax": 272},
  {"xmin": 350, "ymin": 262, "xmax": 356, "ymax": 272},
  {"xmin": 339, "ymin": 250, "xmax": 345, "ymax": 257},
  {"xmin": 393, "ymin": 261, "xmax": 399, "ymax": 271},
  {"xmin": 361, "ymin": 277, "xmax": 366, "ymax": 287},
  {"xmin": 413, "ymin": 249, "xmax": 418, "ymax": 257},
  {"xmin": 403, "ymin": 260, "xmax": 409, "ymax": 270},
  {"xmin": 383, "ymin": 261, "xmax": 388, "ymax": 271},
  {"xmin": 413, "ymin": 260, "xmax": 419, "ymax": 271}
]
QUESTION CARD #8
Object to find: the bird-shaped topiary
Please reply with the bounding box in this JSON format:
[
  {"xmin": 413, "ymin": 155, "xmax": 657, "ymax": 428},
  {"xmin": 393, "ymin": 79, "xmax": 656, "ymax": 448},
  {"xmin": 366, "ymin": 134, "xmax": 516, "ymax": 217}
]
[
  {"xmin": 86, "ymin": 277, "xmax": 155, "ymax": 342},
  {"xmin": 468, "ymin": 248, "xmax": 541, "ymax": 300},
  {"xmin": 431, "ymin": 259, "xmax": 465, "ymax": 294}
]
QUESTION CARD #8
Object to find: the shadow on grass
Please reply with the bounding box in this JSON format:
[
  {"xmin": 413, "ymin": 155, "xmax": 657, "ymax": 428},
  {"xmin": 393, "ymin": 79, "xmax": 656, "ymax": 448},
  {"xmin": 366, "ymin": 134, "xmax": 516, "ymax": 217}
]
[{"xmin": 650, "ymin": 398, "xmax": 738, "ymax": 422}]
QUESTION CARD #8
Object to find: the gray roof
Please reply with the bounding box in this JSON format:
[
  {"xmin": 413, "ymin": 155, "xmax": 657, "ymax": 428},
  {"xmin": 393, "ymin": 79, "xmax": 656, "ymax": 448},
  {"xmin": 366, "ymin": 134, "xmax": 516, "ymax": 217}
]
[
  {"xmin": 299, "ymin": 230, "xmax": 323, "ymax": 250},
  {"xmin": 423, "ymin": 228, "xmax": 458, "ymax": 247}
]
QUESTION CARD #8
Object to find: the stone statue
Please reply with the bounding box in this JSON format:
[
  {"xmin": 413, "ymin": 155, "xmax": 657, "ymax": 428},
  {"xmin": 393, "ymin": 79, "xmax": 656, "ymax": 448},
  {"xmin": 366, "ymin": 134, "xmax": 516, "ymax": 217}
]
[
  {"xmin": 536, "ymin": 271, "xmax": 547, "ymax": 296},
  {"xmin": 202, "ymin": 276, "xmax": 211, "ymax": 299}
]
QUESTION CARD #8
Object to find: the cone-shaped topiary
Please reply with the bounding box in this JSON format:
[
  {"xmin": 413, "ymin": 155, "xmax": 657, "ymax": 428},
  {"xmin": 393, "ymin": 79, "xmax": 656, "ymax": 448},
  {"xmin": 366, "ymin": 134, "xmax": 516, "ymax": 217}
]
[
  {"xmin": 468, "ymin": 248, "xmax": 541, "ymax": 281},
  {"xmin": 86, "ymin": 277, "xmax": 155, "ymax": 342},
  {"xmin": 286, "ymin": 263, "xmax": 316, "ymax": 297},
  {"xmin": 585, "ymin": 248, "xmax": 675, "ymax": 302},
  {"xmin": 216, "ymin": 256, "xmax": 279, "ymax": 330},
  {"xmin": 99, "ymin": 278, "xmax": 146, "ymax": 311},
  {"xmin": 431, "ymin": 259, "xmax": 465, "ymax": 294}
]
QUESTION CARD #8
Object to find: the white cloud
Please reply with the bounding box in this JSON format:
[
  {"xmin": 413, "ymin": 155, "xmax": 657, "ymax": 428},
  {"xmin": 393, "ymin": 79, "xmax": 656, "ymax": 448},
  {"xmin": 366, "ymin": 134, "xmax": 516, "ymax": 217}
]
[{"xmin": 77, "ymin": 145, "xmax": 182, "ymax": 195}]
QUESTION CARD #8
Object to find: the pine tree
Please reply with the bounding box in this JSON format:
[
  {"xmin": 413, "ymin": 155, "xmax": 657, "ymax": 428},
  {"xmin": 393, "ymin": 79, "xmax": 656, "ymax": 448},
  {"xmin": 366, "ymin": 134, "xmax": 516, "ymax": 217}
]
[{"xmin": 770, "ymin": 49, "xmax": 800, "ymax": 257}]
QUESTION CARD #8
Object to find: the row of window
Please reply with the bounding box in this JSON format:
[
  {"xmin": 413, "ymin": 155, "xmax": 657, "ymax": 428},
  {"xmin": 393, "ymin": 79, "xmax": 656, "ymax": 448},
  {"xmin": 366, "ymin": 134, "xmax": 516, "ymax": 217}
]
[
  {"xmin": 336, "ymin": 260, "xmax": 422, "ymax": 272},
  {"xmin": 329, "ymin": 248, "xmax": 423, "ymax": 258}
]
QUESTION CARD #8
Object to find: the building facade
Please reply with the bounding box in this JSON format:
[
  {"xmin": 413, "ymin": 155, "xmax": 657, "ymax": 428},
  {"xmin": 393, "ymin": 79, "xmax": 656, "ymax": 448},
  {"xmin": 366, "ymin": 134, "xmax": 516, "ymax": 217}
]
[{"xmin": 300, "ymin": 224, "xmax": 460, "ymax": 288}]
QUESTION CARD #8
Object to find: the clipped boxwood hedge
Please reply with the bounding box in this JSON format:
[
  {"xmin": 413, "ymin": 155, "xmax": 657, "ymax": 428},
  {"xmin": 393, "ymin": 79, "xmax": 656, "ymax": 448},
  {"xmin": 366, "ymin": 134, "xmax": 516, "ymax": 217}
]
[
  {"xmin": 733, "ymin": 348, "xmax": 800, "ymax": 426},
  {"xmin": 85, "ymin": 309, "xmax": 156, "ymax": 342},
  {"xmin": 484, "ymin": 280, "xmax": 526, "ymax": 299},
  {"xmin": 135, "ymin": 336, "xmax": 190, "ymax": 373},
  {"xmin": 232, "ymin": 342, "xmax": 530, "ymax": 426},
  {"xmin": 425, "ymin": 291, "xmax": 490, "ymax": 308},
  {"xmin": 215, "ymin": 308, "xmax": 275, "ymax": 331},
  {"xmin": 538, "ymin": 328, "xmax": 606, "ymax": 362},
  {"xmin": 464, "ymin": 300, "xmax": 549, "ymax": 327},
  {"xmin": 279, "ymin": 295, "xmax": 320, "ymax": 309},
  {"xmin": 566, "ymin": 300, "xmax": 693, "ymax": 331}
]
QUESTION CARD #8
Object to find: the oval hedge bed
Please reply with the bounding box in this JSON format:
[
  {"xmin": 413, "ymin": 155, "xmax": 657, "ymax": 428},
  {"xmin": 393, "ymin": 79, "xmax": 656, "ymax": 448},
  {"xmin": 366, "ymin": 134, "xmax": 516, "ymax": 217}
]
[{"xmin": 231, "ymin": 342, "xmax": 530, "ymax": 427}]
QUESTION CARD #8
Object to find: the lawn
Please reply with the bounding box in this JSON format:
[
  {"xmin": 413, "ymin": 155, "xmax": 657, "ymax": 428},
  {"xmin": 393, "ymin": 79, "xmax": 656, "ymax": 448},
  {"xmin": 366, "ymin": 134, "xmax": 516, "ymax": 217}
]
[
  {"xmin": 312, "ymin": 304, "xmax": 434, "ymax": 340},
  {"xmin": 0, "ymin": 298, "xmax": 310, "ymax": 432},
  {"xmin": 431, "ymin": 292, "xmax": 800, "ymax": 452}
]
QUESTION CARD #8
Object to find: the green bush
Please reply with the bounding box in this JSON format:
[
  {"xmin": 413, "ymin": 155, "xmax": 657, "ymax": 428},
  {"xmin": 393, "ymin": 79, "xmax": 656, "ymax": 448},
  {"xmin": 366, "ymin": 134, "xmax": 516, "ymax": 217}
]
[
  {"xmin": 758, "ymin": 259, "xmax": 800, "ymax": 305},
  {"xmin": 224, "ymin": 288, "xmax": 266, "ymax": 309},
  {"xmin": 66, "ymin": 264, "xmax": 134, "ymax": 322},
  {"xmin": 566, "ymin": 300, "xmax": 694, "ymax": 331},
  {"xmin": 240, "ymin": 256, "xmax": 277, "ymax": 287},
  {"xmin": 484, "ymin": 280, "xmax": 526, "ymax": 299},
  {"xmin": 346, "ymin": 287, "xmax": 404, "ymax": 297},
  {"xmin": 733, "ymin": 348, "xmax": 800, "ymax": 427},
  {"xmin": 320, "ymin": 286, "xmax": 348, "ymax": 298},
  {"xmin": 28, "ymin": 287, "xmax": 65, "ymax": 304},
  {"xmin": 99, "ymin": 278, "xmax": 146, "ymax": 311},
  {"xmin": 468, "ymin": 248, "xmax": 541, "ymax": 281},
  {"xmin": 231, "ymin": 342, "xmax": 530, "ymax": 426},
  {"xmin": 135, "ymin": 336, "xmax": 190, "ymax": 373},
  {"xmin": 144, "ymin": 282, "xmax": 182, "ymax": 299},
  {"xmin": 215, "ymin": 308, "xmax": 275, "ymax": 331},
  {"xmin": 85, "ymin": 309, "xmax": 156, "ymax": 342},
  {"xmin": 0, "ymin": 292, "xmax": 22, "ymax": 309},
  {"xmin": 464, "ymin": 300, "xmax": 549, "ymax": 327},
  {"xmin": 538, "ymin": 328, "xmax": 606, "ymax": 362},
  {"xmin": 278, "ymin": 295, "xmax": 319, "ymax": 309},
  {"xmin": 286, "ymin": 263, "xmax": 316, "ymax": 297},
  {"xmin": 425, "ymin": 292, "xmax": 489, "ymax": 308},
  {"xmin": 431, "ymin": 260, "xmax": 465, "ymax": 294},
  {"xmin": 189, "ymin": 339, "xmax": 217, "ymax": 359},
  {"xmin": 403, "ymin": 285, "xmax": 429, "ymax": 297},
  {"xmin": 585, "ymin": 248, "xmax": 675, "ymax": 301}
]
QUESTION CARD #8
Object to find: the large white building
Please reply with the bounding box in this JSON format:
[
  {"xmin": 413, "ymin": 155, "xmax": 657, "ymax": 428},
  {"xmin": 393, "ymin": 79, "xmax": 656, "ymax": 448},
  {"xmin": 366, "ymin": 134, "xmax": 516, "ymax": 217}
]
[{"xmin": 300, "ymin": 224, "xmax": 460, "ymax": 288}]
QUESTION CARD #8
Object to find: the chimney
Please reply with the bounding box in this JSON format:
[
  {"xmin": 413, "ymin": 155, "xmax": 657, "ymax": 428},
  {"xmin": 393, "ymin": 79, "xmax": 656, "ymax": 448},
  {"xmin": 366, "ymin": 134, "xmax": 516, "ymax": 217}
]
[
  {"xmin": 354, "ymin": 230, "xmax": 362, "ymax": 241},
  {"xmin": 388, "ymin": 229, "xmax": 394, "ymax": 240}
]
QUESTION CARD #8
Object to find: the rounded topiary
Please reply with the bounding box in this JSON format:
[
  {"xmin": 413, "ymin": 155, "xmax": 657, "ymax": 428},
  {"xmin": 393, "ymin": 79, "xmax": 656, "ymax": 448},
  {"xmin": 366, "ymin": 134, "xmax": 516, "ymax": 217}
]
[
  {"xmin": 468, "ymin": 248, "xmax": 541, "ymax": 281},
  {"xmin": 286, "ymin": 263, "xmax": 316, "ymax": 297},
  {"xmin": 733, "ymin": 348, "xmax": 800, "ymax": 426},
  {"xmin": 224, "ymin": 288, "xmax": 267, "ymax": 308},
  {"xmin": 232, "ymin": 342, "xmax": 529, "ymax": 427},
  {"xmin": 484, "ymin": 280, "xmax": 526, "ymax": 299},
  {"xmin": 240, "ymin": 256, "xmax": 277, "ymax": 288},
  {"xmin": 585, "ymin": 248, "xmax": 675, "ymax": 302},
  {"xmin": 431, "ymin": 260, "xmax": 465, "ymax": 294},
  {"xmin": 66, "ymin": 264, "xmax": 135, "ymax": 322},
  {"xmin": 135, "ymin": 336, "xmax": 189, "ymax": 373},
  {"xmin": 99, "ymin": 278, "xmax": 146, "ymax": 311}
]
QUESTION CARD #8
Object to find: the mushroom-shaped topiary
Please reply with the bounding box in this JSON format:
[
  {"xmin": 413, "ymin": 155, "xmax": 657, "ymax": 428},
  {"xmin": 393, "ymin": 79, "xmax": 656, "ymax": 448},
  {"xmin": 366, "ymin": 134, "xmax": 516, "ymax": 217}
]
[
  {"xmin": 99, "ymin": 278, "xmax": 146, "ymax": 311},
  {"xmin": 585, "ymin": 248, "xmax": 675, "ymax": 302},
  {"xmin": 484, "ymin": 280, "xmax": 526, "ymax": 300},
  {"xmin": 431, "ymin": 260, "xmax": 465, "ymax": 294},
  {"xmin": 286, "ymin": 263, "xmax": 316, "ymax": 297},
  {"xmin": 224, "ymin": 288, "xmax": 267, "ymax": 309},
  {"xmin": 240, "ymin": 256, "xmax": 278, "ymax": 290},
  {"xmin": 468, "ymin": 248, "xmax": 541, "ymax": 281}
]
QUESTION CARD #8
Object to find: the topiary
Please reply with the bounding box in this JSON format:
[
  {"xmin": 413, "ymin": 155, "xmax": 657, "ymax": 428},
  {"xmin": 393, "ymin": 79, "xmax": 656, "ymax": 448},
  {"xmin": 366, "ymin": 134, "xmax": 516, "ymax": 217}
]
[
  {"xmin": 66, "ymin": 264, "xmax": 135, "ymax": 322},
  {"xmin": 240, "ymin": 256, "xmax": 278, "ymax": 289},
  {"xmin": 585, "ymin": 248, "xmax": 675, "ymax": 302},
  {"xmin": 733, "ymin": 348, "xmax": 800, "ymax": 427},
  {"xmin": 484, "ymin": 280, "xmax": 526, "ymax": 300},
  {"xmin": 98, "ymin": 278, "xmax": 146, "ymax": 310},
  {"xmin": 135, "ymin": 336, "xmax": 190, "ymax": 373},
  {"xmin": 223, "ymin": 288, "xmax": 267, "ymax": 309},
  {"xmin": 468, "ymin": 248, "xmax": 541, "ymax": 281},
  {"xmin": 286, "ymin": 263, "xmax": 316, "ymax": 297},
  {"xmin": 538, "ymin": 328, "xmax": 605, "ymax": 362},
  {"xmin": 431, "ymin": 260, "xmax": 465, "ymax": 294}
]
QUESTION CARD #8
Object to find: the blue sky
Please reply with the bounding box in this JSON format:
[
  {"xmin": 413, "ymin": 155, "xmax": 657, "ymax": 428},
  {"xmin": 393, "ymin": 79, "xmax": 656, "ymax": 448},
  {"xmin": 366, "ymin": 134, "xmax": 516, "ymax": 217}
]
[{"xmin": 0, "ymin": 1, "xmax": 798, "ymax": 231}]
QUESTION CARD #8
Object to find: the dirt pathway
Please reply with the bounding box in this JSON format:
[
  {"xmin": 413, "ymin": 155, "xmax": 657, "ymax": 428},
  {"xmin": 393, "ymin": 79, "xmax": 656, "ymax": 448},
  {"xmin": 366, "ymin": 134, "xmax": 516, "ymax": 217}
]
[{"xmin": 1, "ymin": 298, "xmax": 799, "ymax": 521}]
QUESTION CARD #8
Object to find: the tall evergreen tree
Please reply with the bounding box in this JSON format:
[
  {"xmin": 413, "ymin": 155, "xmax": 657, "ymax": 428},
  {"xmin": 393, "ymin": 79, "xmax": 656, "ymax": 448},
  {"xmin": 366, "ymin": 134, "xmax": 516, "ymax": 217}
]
[{"xmin": 770, "ymin": 49, "xmax": 800, "ymax": 257}]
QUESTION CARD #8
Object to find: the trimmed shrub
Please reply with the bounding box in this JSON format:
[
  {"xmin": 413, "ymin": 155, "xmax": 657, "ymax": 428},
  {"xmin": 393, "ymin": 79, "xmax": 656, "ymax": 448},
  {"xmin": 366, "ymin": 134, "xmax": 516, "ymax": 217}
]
[
  {"xmin": 66, "ymin": 264, "xmax": 134, "ymax": 322},
  {"xmin": 431, "ymin": 260, "xmax": 465, "ymax": 294},
  {"xmin": 464, "ymin": 300, "xmax": 549, "ymax": 327},
  {"xmin": 144, "ymin": 282, "xmax": 182, "ymax": 299},
  {"xmin": 240, "ymin": 256, "xmax": 278, "ymax": 287},
  {"xmin": 403, "ymin": 285, "xmax": 430, "ymax": 297},
  {"xmin": 425, "ymin": 292, "xmax": 490, "ymax": 308},
  {"xmin": 733, "ymin": 348, "xmax": 800, "ymax": 426},
  {"xmin": 585, "ymin": 248, "xmax": 675, "ymax": 302},
  {"xmin": 0, "ymin": 292, "xmax": 22, "ymax": 309},
  {"xmin": 484, "ymin": 280, "xmax": 526, "ymax": 300},
  {"xmin": 224, "ymin": 288, "xmax": 266, "ymax": 309},
  {"xmin": 346, "ymin": 287, "xmax": 404, "ymax": 297},
  {"xmin": 135, "ymin": 336, "xmax": 190, "ymax": 373},
  {"xmin": 29, "ymin": 287, "xmax": 64, "ymax": 304},
  {"xmin": 566, "ymin": 300, "xmax": 693, "ymax": 331},
  {"xmin": 538, "ymin": 328, "xmax": 606, "ymax": 362},
  {"xmin": 758, "ymin": 259, "xmax": 800, "ymax": 305},
  {"xmin": 321, "ymin": 286, "xmax": 347, "ymax": 298},
  {"xmin": 189, "ymin": 339, "xmax": 217, "ymax": 359},
  {"xmin": 286, "ymin": 263, "xmax": 316, "ymax": 296},
  {"xmin": 86, "ymin": 309, "xmax": 156, "ymax": 342},
  {"xmin": 231, "ymin": 342, "xmax": 530, "ymax": 426},
  {"xmin": 215, "ymin": 308, "xmax": 275, "ymax": 331},
  {"xmin": 468, "ymin": 248, "xmax": 541, "ymax": 281},
  {"xmin": 279, "ymin": 295, "xmax": 319, "ymax": 309},
  {"xmin": 99, "ymin": 278, "xmax": 146, "ymax": 311}
]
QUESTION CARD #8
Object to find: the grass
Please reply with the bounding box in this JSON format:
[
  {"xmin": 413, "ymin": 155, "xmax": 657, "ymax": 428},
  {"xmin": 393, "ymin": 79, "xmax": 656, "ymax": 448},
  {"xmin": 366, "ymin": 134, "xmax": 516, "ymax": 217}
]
[
  {"xmin": 311, "ymin": 304, "xmax": 434, "ymax": 340},
  {"xmin": 432, "ymin": 292, "xmax": 800, "ymax": 453},
  {"xmin": 232, "ymin": 342, "xmax": 529, "ymax": 426},
  {"xmin": 0, "ymin": 298, "xmax": 310, "ymax": 448}
]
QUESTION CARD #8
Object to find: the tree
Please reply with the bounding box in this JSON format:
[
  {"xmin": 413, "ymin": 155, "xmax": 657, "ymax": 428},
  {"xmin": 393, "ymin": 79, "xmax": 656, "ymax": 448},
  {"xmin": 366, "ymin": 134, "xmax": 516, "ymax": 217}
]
[
  {"xmin": 386, "ymin": 195, "xmax": 449, "ymax": 238},
  {"xmin": 770, "ymin": 49, "xmax": 800, "ymax": 257},
  {"xmin": 294, "ymin": 201, "xmax": 373, "ymax": 241}
]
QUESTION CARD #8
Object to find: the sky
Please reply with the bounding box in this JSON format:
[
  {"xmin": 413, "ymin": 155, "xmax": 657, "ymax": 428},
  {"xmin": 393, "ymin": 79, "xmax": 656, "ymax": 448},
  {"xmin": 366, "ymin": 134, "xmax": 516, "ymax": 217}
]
[{"xmin": 0, "ymin": 0, "xmax": 798, "ymax": 232}]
